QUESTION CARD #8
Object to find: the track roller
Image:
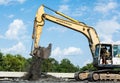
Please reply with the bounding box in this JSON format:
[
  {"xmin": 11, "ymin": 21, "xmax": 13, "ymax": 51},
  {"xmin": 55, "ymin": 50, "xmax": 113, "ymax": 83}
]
[
  {"xmin": 74, "ymin": 71, "xmax": 89, "ymax": 81},
  {"xmin": 92, "ymin": 73, "xmax": 100, "ymax": 81}
]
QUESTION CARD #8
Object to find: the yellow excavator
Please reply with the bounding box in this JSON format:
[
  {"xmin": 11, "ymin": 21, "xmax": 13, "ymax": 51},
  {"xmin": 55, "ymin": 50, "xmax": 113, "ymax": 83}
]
[{"xmin": 31, "ymin": 4, "xmax": 120, "ymax": 81}]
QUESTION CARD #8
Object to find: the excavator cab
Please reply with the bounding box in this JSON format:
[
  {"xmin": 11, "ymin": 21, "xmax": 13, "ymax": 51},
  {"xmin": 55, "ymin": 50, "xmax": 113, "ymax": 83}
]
[{"xmin": 94, "ymin": 43, "xmax": 120, "ymax": 68}]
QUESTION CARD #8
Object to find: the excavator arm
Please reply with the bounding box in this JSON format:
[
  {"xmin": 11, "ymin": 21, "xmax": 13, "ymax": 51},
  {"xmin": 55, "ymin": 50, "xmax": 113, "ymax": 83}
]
[
  {"xmin": 31, "ymin": 5, "xmax": 51, "ymax": 58},
  {"xmin": 32, "ymin": 5, "xmax": 100, "ymax": 57}
]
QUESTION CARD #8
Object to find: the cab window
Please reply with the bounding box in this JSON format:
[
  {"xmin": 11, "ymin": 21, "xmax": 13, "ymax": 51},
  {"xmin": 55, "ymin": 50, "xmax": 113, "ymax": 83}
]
[
  {"xmin": 95, "ymin": 45, "xmax": 100, "ymax": 57},
  {"xmin": 113, "ymin": 45, "xmax": 120, "ymax": 57}
]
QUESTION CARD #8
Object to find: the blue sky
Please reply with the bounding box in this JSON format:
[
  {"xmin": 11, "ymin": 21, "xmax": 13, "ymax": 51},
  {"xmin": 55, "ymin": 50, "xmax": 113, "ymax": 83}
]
[{"xmin": 0, "ymin": 0, "xmax": 120, "ymax": 67}]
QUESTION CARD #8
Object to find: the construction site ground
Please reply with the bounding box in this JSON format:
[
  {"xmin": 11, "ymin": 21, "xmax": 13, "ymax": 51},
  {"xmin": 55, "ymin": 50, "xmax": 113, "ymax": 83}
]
[
  {"xmin": 0, "ymin": 72, "xmax": 120, "ymax": 83},
  {"xmin": 0, "ymin": 80, "xmax": 120, "ymax": 83},
  {"xmin": 0, "ymin": 73, "xmax": 119, "ymax": 83}
]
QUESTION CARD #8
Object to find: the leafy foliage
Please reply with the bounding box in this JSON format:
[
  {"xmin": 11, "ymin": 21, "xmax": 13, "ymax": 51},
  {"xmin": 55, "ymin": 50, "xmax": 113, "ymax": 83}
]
[
  {"xmin": 80, "ymin": 63, "xmax": 97, "ymax": 72},
  {"xmin": 0, "ymin": 52, "xmax": 96, "ymax": 72},
  {"xmin": 41, "ymin": 58, "xmax": 59, "ymax": 72},
  {"xmin": 58, "ymin": 59, "xmax": 80, "ymax": 72},
  {"xmin": 0, "ymin": 53, "xmax": 27, "ymax": 71},
  {"xmin": 0, "ymin": 52, "xmax": 3, "ymax": 70}
]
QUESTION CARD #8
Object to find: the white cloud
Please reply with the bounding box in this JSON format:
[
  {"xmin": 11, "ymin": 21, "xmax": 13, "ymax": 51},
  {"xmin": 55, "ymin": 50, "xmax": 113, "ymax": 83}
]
[
  {"xmin": 8, "ymin": 14, "xmax": 14, "ymax": 18},
  {"xmin": 64, "ymin": 47, "xmax": 82, "ymax": 55},
  {"xmin": 17, "ymin": 0, "xmax": 26, "ymax": 4},
  {"xmin": 58, "ymin": 5, "xmax": 69, "ymax": 13},
  {"xmin": 94, "ymin": 0, "xmax": 118, "ymax": 13},
  {"xmin": 114, "ymin": 41, "xmax": 120, "ymax": 44},
  {"xmin": 58, "ymin": 4, "xmax": 88, "ymax": 17},
  {"xmin": 51, "ymin": 47, "xmax": 83, "ymax": 66},
  {"xmin": 47, "ymin": 26, "xmax": 67, "ymax": 32},
  {"xmin": 95, "ymin": 18, "xmax": 120, "ymax": 43},
  {"xmin": 83, "ymin": 59, "xmax": 92, "ymax": 66},
  {"xmin": 52, "ymin": 47, "xmax": 82, "ymax": 56},
  {"xmin": 72, "ymin": 6, "xmax": 88, "ymax": 17},
  {"xmin": 1, "ymin": 42, "xmax": 26, "ymax": 55},
  {"xmin": 0, "ymin": 0, "xmax": 26, "ymax": 5},
  {"xmin": 0, "ymin": 35, "xmax": 4, "ymax": 39},
  {"xmin": 52, "ymin": 47, "xmax": 62, "ymax": 56},
  {"xmin": 62, "ymin": 0, "xmax": 69, "ymax": 3},
  {"xmin": 0, "ymin": 0, "xmax": 8, "ymax": 5},
  {"xmin": 5, "ymin": 19, "xmax": 26, "ymax": 40},
  {"xmin": 20, "ymin": 8, "xmax": 25, "ymax": 11},
  {"xmin": 0, "ymin": 19, "xmax": 29, "ymax": 56}
]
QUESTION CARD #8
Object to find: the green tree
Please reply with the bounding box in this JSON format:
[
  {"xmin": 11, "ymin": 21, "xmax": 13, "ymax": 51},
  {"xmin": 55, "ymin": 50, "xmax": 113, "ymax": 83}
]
[
  {"xmin": 0, "ymin": 52, "xmax": 3, "ymax": 70},
  {"xmin": 58, "ymin": 59, "xmax": 80, "ymax": 72},
  {"xmin": 2, "ymin": 54, "xmax": 27, "ymax": 71},
  {"xmin": 1, "ymin": 52, "xmax": 94, "ymax": 73},
  {"xmin": 42, "ymin": 58, "xmax": 59, "ymax": 72},
  {"xmin": 15, "ymin": 54, "xmax": 27, "ymax": 71},
  {"xmin": 25, "ymin": 57, "xmax": 32, "ymax": 70},
  {"xmin": 80, "ymin": 63, "xmax": 97, "ymax": 72}
]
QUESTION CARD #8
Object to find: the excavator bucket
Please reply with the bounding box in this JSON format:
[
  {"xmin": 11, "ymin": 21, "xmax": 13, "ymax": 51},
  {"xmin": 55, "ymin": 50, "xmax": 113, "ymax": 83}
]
[
  {"xmin": 33, "ymin": 43, "xmax": 52, "ymax": 59},
  {"xmin": 42, "ymin": 44, "xmax": 52, "ymax": 59}
]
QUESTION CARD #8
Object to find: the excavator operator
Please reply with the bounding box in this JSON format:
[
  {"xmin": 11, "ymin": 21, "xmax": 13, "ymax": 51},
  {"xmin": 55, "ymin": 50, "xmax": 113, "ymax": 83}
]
[{"xmin": 100, "ymin": 47, "xmax": 110, "ymax": 64}]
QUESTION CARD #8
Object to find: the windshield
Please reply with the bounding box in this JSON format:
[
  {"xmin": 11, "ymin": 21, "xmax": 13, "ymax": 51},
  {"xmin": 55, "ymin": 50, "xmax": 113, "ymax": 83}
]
[
  {"xmin": 95, "ymin": 45, "xmax": 100, "ymax": 57},
  {"xmin": 113, "ymin": 45, "xmax": 120, "ymax": 57}
]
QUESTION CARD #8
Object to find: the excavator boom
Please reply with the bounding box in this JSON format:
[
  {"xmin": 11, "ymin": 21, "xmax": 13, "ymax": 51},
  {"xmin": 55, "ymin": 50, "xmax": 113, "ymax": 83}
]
[{"xmin": 34, "ymin": 5, "xmax": 100, "ymax": 57}]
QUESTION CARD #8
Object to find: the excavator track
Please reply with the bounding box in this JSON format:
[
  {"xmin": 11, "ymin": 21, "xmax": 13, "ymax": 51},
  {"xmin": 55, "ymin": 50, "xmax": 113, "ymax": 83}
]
[
  {"xmin": 75, "ymin": 70, "xmax": 120, "ymax": 82},
  {"xmin": 91, "ymin": 70, "xmax": 120, "ymax": 81}
]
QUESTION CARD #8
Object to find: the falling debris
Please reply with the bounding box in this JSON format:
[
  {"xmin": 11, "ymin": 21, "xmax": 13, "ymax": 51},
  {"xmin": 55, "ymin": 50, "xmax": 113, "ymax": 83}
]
[{"xmin": 23, "ymin": 44, "xmax": 52, "ymax": 80}]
